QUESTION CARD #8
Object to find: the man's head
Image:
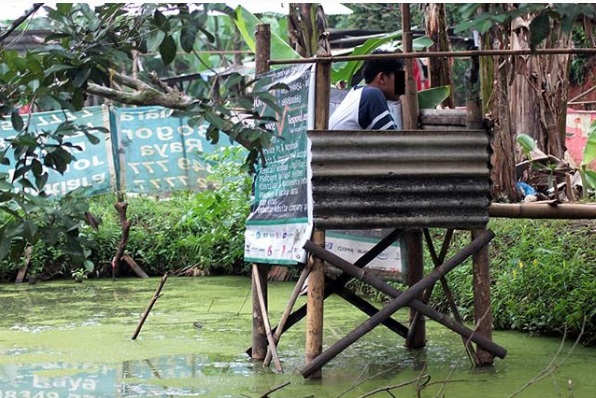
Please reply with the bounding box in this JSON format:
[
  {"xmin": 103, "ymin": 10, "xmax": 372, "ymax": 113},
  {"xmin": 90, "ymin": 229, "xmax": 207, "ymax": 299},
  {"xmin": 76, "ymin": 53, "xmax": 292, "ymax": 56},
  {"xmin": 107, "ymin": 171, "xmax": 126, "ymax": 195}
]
[{"xmin": 362, "ymin": 52, "xmax": 404, "ymax": 101}]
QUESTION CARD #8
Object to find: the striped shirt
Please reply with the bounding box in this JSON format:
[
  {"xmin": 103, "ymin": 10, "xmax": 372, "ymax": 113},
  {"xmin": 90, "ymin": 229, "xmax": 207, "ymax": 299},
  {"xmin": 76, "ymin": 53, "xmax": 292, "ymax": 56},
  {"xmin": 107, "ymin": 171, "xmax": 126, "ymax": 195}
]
[{"xmin": 329, "ymin": 86, "xmax": 397, "ymax": 130}]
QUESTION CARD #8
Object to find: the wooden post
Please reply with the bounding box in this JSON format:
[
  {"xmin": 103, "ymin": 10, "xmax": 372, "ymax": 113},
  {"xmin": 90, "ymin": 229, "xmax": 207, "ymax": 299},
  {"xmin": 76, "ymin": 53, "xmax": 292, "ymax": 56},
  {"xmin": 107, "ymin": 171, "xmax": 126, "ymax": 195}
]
[
  {"xmin": 401, "ymin": 3, "xmax": 419, "ymax": 130},
  {"xmin": 306, "ymin": 229, "xmax": 325, "ymax": 379},
  {"xmin": 471, "ymin": 228, "xmax": 494, "ymax": 365},
  {"xmin": 466, "ymin": 54, "xmax": 483, "ymax": 130},
  {"xmin": 305, "ymin": 43, "xmax": 331, "ymax": 378},
  {"xmin": 405, "ymin": 230, "xmax": 425, "ymax": 349},
  {"xmin": 251, "ymin": 23, "xmax": 271, "ymax": 361}
]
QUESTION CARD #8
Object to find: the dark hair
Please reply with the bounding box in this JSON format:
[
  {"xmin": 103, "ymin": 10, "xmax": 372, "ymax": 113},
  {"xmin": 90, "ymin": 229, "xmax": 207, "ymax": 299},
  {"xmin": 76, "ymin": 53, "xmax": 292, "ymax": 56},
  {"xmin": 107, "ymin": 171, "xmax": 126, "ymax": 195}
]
[{"xmin": 362, "ymin": 50, "xmax": 404, "ymax": 84}]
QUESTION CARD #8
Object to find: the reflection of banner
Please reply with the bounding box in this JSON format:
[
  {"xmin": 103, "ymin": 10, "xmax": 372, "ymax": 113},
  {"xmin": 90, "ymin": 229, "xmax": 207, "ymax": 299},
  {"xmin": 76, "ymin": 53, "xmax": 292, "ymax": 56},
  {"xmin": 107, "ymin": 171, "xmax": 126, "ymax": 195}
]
[
  {"xmin": 0, "ymin": 105, "xmax": 113, "ymax": 197},
  {"xmin": 244, "ymin": 64, "xmax": 314, "ymax": 265},
  {"xmin": 566, "ymin": 109, "xmax": 596, "ymax": 170},
  {"xmin": 112, "ymin": 106, "xmax": 219, "ymax": 194}
]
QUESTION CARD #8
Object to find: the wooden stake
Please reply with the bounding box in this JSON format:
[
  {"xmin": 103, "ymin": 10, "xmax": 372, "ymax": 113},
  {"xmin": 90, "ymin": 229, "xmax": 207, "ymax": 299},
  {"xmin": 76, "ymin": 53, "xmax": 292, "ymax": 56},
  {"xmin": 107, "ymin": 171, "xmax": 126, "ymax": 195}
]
[
  {"xmin": 132, "ymin": 273, "xmax": 168, "ymax": 340},
  {"xmin": 264, "ymin": 262, "xmax": 312, "ymax": 367},
  {"xmin": 252, "ymin": 264, "xmax": 283, "ymax": 373}
]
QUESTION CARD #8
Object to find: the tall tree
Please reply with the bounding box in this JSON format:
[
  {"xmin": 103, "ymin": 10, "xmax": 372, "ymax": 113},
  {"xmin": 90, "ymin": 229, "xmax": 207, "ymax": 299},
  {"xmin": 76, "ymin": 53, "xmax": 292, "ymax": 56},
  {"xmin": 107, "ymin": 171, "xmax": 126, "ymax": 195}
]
[
  {"xmin": 457, "ymin": 3, "xmax": 595, "ymax": 200},
  {"xmin": 0, "ymin": 3, "xmax": 278, "ymax": 266}
]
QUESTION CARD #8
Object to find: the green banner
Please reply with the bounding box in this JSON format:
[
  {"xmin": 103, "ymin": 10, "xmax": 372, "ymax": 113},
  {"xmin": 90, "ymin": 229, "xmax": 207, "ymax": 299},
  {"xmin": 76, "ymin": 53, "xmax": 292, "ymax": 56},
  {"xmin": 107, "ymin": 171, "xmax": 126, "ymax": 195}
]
[{"xmin": 244, "ymin": 64, "xmax": 313, "ymax": 265}]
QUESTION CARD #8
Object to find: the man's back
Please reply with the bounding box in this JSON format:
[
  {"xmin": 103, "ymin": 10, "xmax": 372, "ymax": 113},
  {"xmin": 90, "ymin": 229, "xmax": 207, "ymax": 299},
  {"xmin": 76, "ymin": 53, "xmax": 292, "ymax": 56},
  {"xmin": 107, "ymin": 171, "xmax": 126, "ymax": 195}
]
[{"xmin": 329, "ymin": 86, "xmax": 397, "ymax": 130}]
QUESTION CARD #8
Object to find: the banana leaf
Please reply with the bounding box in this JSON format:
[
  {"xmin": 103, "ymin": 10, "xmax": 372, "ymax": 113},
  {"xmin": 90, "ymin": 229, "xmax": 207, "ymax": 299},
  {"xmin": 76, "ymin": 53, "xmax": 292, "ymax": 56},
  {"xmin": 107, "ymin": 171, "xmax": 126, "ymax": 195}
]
[
  {"xmin": 417, "ymin": 85, "xmax": 451, "ymax": 109},
  {"xmin": 581, "ymin": 119, "xmax": 596, "ymax": 167},
  {"xmin": 332, "ymin": 33, "xmax": 434, "ymax": 86},
  {"xmin": 234, "ymin": 6, "xmax": 300, "ymax": 64}
]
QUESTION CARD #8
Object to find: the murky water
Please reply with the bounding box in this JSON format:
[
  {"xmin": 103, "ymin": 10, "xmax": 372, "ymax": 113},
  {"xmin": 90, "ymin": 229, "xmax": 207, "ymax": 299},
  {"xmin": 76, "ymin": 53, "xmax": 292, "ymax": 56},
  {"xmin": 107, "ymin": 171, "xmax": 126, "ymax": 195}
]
[{"xmin": 0, "ymin": 276, "xmax": 594, "ymax": 397}]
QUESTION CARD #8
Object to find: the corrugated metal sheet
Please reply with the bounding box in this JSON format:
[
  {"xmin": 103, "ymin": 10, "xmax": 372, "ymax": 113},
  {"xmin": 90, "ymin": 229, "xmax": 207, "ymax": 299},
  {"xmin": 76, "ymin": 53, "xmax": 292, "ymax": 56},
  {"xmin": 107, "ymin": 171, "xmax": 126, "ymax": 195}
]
[{"xmin": 309, "ymin": 129, "xmax": 492, "ymax": 230}]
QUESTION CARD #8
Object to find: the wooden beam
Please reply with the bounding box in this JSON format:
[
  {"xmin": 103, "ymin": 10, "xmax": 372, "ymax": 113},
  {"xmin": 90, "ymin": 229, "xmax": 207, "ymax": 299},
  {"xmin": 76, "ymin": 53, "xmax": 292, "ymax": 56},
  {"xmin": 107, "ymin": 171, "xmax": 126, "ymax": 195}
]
[
  {"xmin": 472, "ymin": 228, "xmax": 494, "ymax": 365},
  {"xmin": 263, "ymin": 262, "xmax": 312, "ymax": 367},
  {"xmin": 301, "ymin": 228, "xmax": 505, "ymax": 378}
]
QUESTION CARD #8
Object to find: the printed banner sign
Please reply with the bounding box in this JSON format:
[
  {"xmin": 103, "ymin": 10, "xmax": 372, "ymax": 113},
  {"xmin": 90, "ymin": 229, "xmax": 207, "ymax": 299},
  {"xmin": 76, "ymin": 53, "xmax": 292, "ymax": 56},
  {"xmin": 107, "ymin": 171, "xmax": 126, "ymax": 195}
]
[
  {"xmin": 325, "ymin": 230, "xmax": 406, "ymax": 281},
  {"xmin": 0, "ymin": 106, "xmax": 113, "ymax": 197},
  {"xmin": 244, "ymin": 64, "xmax": 314, "ymax": 265},
  {"xmin": 112, "ymin": 106, "xmax": 221, "ymax": 193}
]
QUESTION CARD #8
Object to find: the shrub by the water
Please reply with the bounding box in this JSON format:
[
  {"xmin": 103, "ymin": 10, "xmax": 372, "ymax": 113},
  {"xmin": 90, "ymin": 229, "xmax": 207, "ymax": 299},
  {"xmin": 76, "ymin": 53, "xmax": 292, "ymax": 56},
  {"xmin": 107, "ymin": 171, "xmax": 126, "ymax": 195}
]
[{"xmin": 425, "ymin": 219, "xmax": 596, "ymax": 345}]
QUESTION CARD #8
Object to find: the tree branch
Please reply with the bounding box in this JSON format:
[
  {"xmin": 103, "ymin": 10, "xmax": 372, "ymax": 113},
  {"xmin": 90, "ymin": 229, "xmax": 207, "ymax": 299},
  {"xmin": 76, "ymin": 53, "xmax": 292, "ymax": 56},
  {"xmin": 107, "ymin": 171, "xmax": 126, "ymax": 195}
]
[
  {"xmin": 0, "ymin": 4, "xmax": 44, "ymax": 45},
  {"xmin": 86, "ymin": 70, "xmax": 197, "ymax": 110}
]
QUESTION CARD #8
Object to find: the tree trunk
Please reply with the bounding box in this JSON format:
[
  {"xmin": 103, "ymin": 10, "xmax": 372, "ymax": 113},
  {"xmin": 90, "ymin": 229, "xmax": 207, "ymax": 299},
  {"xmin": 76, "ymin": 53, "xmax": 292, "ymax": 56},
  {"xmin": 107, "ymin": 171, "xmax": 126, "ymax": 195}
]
[
  {"xmin": 482, "ymin": 4, "xmax": 519, "ymax": 201},
  {"xmin": 424, "ymin": 3, "xmax": 455, "ymax": 108},
  {"xmin": 510, "ymin": 15, "xmax": 571, "ymax": 162},
  {"xmin": 481, "ymin": 4, "xmax": 570, "ymax": 201}
]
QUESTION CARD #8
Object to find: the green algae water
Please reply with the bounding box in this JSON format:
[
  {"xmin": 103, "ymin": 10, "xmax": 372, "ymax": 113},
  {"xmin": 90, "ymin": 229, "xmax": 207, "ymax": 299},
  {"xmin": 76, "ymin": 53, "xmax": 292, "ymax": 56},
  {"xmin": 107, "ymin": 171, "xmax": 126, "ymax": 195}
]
[{"xmin": 0, "ymin": 276, "xmax": 594, "ymax": 397}]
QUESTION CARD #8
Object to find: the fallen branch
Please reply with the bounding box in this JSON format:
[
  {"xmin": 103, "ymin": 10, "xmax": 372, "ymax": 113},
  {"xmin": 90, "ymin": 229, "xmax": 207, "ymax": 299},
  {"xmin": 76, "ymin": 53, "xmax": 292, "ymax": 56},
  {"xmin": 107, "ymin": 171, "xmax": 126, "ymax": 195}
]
[
  {"xmin": 132, "ymin": 273, "xmax": 168, "ymax": 340},
  {"xmin": 111, "ymin": 202, "xmax": 131, "ymax": 281},
  {"xmin": 258, "ymin": 381, "xmax": 291, "ymax": 398},
  {"xmin": 506, "ymin": 318, "xmax": 586, "ymax": 398},
  {"xmin": 356, "ymin": 374, "xmax": 430, "ymax": 398}
]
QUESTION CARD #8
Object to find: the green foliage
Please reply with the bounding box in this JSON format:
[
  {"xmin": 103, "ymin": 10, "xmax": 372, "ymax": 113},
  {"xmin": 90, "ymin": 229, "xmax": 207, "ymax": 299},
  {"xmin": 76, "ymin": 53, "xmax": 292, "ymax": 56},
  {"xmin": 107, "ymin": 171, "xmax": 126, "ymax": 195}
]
[
  {"xmin": 418, "ymin": 85, "xmax": 451, "ymax": 109},
  {"xmin": 91, "ymin": 146, "xmax": 251, "ymax": 277},
  {"xmin": 331, "ymin": 31, "xmax": 433, "ymax": 87},
  {"xmin": 234, "ymin": 6, "xmax": 300, "ymax": 62},
  {"xmin": 516, "ymin": 133, "xmax": 537, "ymax": 157},
  {"xmin": 454, "ymin": 4, "xmax": 596, "ymax": 50},
  {"xmin": 424, "ymin": 220, "xmax": 596, "ymax": 345}
]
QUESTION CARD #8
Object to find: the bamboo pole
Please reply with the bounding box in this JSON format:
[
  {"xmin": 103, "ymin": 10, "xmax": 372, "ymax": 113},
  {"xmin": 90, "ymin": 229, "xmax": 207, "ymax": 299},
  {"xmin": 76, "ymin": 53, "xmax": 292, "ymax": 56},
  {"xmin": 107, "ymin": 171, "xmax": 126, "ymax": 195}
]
[
  {"xmin": 251, "ymin": 23, "xmax": 271, "ymax": 361},
  {"xmin": 489, "ymin": 203, "xmax": 596, "ymax": 219},
  {"xmin": 269, "ymin": 48, "xmax": 596, "ymax": 65},
  {"xmin": 252, "ymin": 265, "xmax": 283, "ymax": 373},
  {"xmin": 132, "ymin": 273, "xmax": 168, "ymax": 340},
  {"xmin": 263, "ymin": 262, "xmax": 312, "ymax": 367}
]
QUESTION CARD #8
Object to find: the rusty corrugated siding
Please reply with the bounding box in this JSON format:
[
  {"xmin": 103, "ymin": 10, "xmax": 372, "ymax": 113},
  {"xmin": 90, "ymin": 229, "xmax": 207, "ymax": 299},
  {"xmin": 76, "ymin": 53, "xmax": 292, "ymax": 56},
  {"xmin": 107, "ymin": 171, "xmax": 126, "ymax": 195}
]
[{"xmin": 309, "ymin": 129, "xmax": 492, "ymax": 230}]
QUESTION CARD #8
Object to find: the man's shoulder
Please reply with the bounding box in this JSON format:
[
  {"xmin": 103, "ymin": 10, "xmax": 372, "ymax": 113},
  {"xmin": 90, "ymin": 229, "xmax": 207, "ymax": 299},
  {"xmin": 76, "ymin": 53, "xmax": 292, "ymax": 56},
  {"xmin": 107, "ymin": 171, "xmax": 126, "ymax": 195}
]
[{"xmin": 361, "ymin": 86, "xmax": 385, "ymax": 101}]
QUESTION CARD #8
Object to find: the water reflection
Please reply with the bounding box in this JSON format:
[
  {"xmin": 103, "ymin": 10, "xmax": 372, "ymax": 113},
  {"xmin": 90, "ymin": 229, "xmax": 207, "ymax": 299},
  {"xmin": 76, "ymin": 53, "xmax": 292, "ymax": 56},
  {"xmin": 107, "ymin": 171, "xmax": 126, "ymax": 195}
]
[
  {"xmin": 0, "ymin": 353, "xmax": 256, "ymax": 397},
  {"xmin": 1, "ymin": 277, "xmax": 595, "ymax": 398}
]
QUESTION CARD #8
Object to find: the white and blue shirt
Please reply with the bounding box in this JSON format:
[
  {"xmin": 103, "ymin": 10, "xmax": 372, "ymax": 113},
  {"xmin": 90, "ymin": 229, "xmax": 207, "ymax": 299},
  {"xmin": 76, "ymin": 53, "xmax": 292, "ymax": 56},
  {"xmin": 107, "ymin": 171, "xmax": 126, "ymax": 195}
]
[{"xmin": 329, "ymin": 86, "xmax": 397, "ymax": 130}]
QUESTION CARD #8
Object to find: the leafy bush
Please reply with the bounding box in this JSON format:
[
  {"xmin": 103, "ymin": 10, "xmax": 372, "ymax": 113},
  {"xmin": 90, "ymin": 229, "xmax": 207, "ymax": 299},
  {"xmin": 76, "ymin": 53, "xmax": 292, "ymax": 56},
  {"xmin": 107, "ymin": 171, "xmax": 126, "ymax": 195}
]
[
  {"xmin": 90, "ymin": 146, "xmax": 252, "ymax": 277},
  {"xmin": 425, "ymin": 219, "xmax": 596, "ymax": 345},
  {"xmin": 0, "ymin": 146, "xmax": 252, "ymax": 281}
]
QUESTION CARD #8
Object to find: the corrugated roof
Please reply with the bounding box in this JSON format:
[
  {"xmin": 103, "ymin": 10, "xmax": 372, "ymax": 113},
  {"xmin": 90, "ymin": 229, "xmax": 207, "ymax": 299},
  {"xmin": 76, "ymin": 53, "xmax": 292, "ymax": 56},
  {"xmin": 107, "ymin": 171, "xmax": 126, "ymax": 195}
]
[{"xmin": 309, "ymin": 129, "xmax": 492, "ymax": 230}]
